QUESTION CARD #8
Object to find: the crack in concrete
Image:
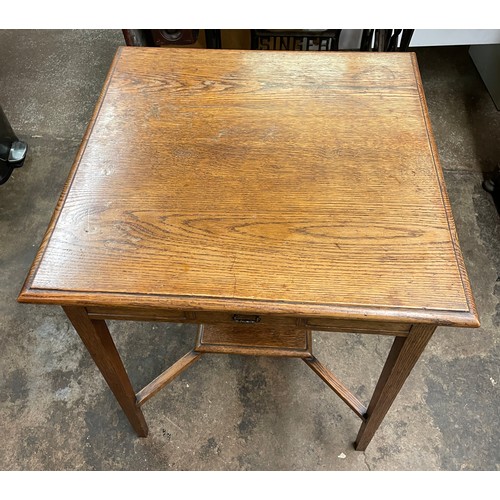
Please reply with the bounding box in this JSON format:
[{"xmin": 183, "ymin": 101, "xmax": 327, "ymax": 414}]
[{"xmin": 362, "ymin": 452, "xmax": 372, "ymax": 471}]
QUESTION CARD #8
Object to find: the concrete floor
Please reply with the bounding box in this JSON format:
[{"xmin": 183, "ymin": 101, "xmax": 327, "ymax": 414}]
[{"xmin": 0, "ymin": 30, "xmax": 499, "ymax": 471}]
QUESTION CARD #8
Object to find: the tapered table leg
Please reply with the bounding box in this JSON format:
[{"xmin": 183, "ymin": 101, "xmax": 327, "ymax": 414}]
[
  {"xmin": 63, "ymin": 306, "xmax": 148, "ymax": 437},
  {"xmin": 355, "ymin": 324, "xmax": 436, "ymax": 451}
]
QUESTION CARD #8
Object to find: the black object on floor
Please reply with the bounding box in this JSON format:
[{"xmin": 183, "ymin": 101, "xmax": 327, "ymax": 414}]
[
  {"xmin": 483, "ymin": 165, "xmax": 500, "ymax": 214},
  {"xmin": 0, "ymin": 106, "xmax": 27, "ymax": 185}
]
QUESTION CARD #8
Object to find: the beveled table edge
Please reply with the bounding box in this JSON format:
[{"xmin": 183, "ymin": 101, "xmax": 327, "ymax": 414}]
[
  {"xmin": 410, "ymin": 52, "xmax": 479, "ymax": 329},
  {"xmin": 17, "ymin": 48, "xmax": 480, "ymax": 330},
  {"xmin": 17, "ymin": 287, "xmax": 480, "ymax": 328}
]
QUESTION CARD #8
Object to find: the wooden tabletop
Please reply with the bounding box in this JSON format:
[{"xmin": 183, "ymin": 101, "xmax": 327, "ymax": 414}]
[{"xmin": 19, "ymin": 47, "xmax": 479, "ymax": 327}]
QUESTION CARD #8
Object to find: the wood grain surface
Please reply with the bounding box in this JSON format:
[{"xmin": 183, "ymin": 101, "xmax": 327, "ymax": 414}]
[{"xmin": 19, "ymin": 48, "xmax": 478, "ymax": 327}]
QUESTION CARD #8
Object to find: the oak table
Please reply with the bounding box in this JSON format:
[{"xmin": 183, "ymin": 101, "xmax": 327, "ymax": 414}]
[{"xmin": 19, "ymin": 47, "xmax": 479, "ymax": 451}]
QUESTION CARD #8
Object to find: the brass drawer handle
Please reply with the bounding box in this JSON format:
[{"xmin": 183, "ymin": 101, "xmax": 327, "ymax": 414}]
[{"xmin": 232, "ymin": 314, "xmax": 261, "ymax": 324}]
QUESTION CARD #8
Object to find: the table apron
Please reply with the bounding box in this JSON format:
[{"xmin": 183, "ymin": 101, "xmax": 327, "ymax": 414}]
[{"xmin": 85, "ymin": 306, "xmax": 411, "ymax": 337}]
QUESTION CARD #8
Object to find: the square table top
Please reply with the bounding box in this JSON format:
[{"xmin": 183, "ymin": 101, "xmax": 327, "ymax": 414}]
[{"xmin": 19, "ymin": 47, "xmax": 478, "ymax": 327}]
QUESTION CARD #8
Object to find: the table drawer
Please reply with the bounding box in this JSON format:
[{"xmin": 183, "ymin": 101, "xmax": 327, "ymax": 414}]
[
  {"xmin": 85, "ymin": 307, "xmax": 296, "ymax": 327},
  {"xmin": 195, "ymin": 312, "xmax": 298, "ymax": 327}
]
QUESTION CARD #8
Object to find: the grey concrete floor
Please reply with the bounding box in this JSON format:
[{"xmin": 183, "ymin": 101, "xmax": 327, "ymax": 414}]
[{"xmin": 0, "ymin": 30, "xmax": 499, "ymax": 471}]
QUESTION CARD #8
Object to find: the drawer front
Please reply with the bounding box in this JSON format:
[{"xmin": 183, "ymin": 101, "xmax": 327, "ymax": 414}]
[
  {"xmin": 85, "ymin": 307, "xmax": 296, "ymax": 327},
  {"xmin": 195, "ymin": 312, "xmax": 298, "ymax": 327}
]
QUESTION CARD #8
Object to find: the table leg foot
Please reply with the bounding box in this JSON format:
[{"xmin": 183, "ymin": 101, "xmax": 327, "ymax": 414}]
[
  {"xmin": 63, "ymin": 306, "xmax": 148, "ymax": 437},
  {"xmin": 354, "ymin": 324, "xmax": 436, "ymax": 451}
]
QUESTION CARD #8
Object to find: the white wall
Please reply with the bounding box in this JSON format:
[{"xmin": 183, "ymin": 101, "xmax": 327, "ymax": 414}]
[
  {"xmin": 339, "ymin": 29, "xmax": 500, "ymax": 49},
  {"xmin": 411, "ymin": 29, "xmax": 500, "ymax": 46}
]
